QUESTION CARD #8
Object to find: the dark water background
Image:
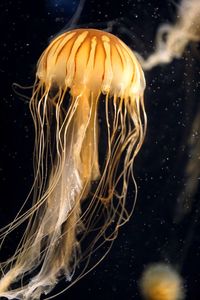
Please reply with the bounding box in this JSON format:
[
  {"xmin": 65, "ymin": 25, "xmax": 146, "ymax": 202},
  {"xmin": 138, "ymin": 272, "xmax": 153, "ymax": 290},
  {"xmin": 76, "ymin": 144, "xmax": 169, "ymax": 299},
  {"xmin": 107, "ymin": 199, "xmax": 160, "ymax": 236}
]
[{"xmin": 0, "ymin": 0, "xmax": 200, "ymax": 299}]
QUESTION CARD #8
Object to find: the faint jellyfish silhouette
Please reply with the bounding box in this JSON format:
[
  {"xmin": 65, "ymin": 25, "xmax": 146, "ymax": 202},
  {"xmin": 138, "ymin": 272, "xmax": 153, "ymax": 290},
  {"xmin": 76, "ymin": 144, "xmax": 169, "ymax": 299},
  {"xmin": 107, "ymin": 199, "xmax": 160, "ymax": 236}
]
[
  {"xmin": 0, "ymin": 29, "xmax": 146, "ymax": 299},
  {"xmin": 175, "ymin": 107, "xmax": 200, "ymax": 222},
  {"xmin": 139, "ymin": 263, "xmax": 185, "ymax": 300},
  {"xmin": 139, "ymin": 0, "xmax": 200, "ymax": 70}
]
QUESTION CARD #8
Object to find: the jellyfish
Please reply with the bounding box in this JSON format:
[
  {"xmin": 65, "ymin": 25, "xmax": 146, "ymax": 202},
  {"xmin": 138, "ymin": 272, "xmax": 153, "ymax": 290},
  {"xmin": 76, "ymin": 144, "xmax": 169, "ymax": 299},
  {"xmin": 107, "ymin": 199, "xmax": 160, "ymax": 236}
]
[
  {"xmin": 0, "ymin": 28, "xmax": 146, "ymax": 299},
  {"xmin": 138, "ymin": 0, "xmax": 200, "ymax": 70},
  {"xmin": 139, "ymin": 263, "xmax": 185, "ymax": 300}
]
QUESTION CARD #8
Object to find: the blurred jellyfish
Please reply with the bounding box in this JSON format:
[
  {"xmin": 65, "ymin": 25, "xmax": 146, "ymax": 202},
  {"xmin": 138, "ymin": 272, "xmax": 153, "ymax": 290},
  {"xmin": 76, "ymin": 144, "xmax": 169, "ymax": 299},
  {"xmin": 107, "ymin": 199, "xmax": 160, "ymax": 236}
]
[
  {"xmin": 45, "ymin": 0, "xmax": 86, "ymax": 29},
  {"xmin": 139, "ymin": 263, "xmax": 185, "ymax": 300},
  {"xmin": 0, "ymin": 29, "xmax": 146, "ymax": 299},
  {"xmin": 174, "ymin": 102, "xmax": 200, "ymax": 222},
  {"xmin": 139, "ymin": 0, "xmax": 200, "ymax": 70}
]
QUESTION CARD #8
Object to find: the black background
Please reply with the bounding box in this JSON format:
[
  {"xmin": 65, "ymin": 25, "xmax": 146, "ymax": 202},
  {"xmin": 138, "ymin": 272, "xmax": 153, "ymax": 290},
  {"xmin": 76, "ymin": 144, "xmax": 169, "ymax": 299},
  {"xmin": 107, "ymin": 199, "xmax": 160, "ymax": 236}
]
[{"xmin": 0, "ymin": 0, "xmax": 200, "ymax": 299}]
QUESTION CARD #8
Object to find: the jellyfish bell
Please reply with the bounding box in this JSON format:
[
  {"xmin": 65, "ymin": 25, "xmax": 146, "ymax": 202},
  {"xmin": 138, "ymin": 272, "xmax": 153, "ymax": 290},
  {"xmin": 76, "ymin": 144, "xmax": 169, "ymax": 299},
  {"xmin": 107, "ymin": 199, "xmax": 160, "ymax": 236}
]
[
  {"xmin": 37, "ymin": 29, "xmax": 145, "ymax": 96},
  {"xmin": 0, "ymin": 28, "xmax": 146, "ymax": 299},
  {"xmin": 139, "ymin": 263, "xmax": 185, "ymax": 300}
]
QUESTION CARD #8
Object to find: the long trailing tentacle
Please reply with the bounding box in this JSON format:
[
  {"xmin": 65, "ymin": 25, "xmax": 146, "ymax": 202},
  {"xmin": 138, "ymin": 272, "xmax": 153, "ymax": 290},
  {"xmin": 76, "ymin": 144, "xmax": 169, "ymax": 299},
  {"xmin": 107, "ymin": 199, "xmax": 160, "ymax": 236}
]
[{"xmin": 0, "ymin": 85, "xmax": 100, "ymax": 299}]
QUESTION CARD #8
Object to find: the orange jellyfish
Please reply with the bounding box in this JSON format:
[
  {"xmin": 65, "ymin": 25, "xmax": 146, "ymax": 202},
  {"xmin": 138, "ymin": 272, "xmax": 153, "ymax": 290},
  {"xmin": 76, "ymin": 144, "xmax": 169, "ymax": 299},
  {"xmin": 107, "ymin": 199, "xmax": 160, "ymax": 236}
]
[
  {"xmin": 139, "ymin": 263, "xmax": 185, "ymax": 300},
  {"xmin": 0, "ymin": 29, "xmax": 146, "ymax": 299}
]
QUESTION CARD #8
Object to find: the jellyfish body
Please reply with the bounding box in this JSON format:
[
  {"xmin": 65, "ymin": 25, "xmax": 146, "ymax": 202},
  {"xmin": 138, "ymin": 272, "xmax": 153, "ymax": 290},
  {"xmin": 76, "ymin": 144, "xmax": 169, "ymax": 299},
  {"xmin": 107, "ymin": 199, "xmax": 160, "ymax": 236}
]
[
  {"xmin": 0, "ymin": 29, "xmax": 146, "ymax": 299},
  {"xmin": 139, "ymin": 263, "xmax": 185, "ymax": 300}
]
